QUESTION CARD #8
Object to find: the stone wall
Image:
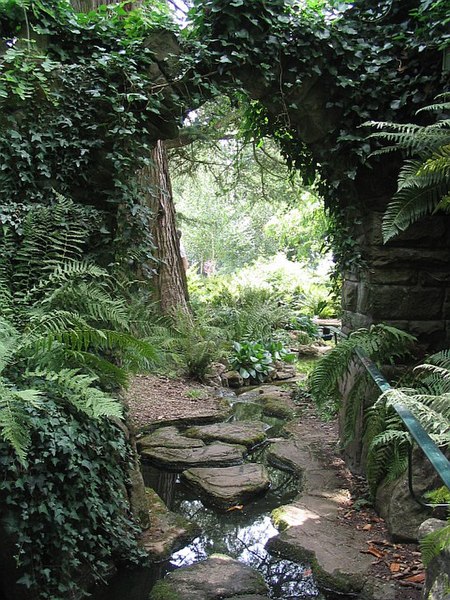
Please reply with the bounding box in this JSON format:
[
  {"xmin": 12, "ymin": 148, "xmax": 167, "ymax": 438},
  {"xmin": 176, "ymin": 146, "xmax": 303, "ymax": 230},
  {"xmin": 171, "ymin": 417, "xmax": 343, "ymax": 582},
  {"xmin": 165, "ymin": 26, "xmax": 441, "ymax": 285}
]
[{"xmin": 341, "ymin": 168, "xmax": 450, "ymax": 350}]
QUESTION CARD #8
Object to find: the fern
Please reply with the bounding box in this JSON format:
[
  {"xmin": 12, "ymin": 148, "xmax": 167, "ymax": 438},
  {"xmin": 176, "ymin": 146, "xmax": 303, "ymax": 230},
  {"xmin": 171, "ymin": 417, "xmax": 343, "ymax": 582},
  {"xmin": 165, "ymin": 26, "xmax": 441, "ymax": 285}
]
[
  {"xmin": 309, "ymin": 323, "xmax": 415, "ymax": 409},
  {"xmin": 366, "ymin": 94, "xmax": 450, "ymax": 241},
  {"xmin": 0, "ymin": 197, "xmax": 159, "ymax": 459},
  {"xmin": 365, "ymin": 350, "xmax": 450, "ymax": 495},
  {"xmin": 420, "ymin": 519, "xmax": 450, "ymax": 567}
]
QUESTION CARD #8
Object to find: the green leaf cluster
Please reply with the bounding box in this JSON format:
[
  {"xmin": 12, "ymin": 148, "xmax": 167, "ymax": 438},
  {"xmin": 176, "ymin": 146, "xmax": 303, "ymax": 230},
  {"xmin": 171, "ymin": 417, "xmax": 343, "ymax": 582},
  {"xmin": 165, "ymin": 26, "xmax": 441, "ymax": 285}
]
[
  {"xmin": 367, "ymin": 94, "xmax": 450, "ymax": 241},
  {"xmin": 0, "ymin": 196, "xmax": 157, "ymax": 460},
  {"xmin": 365, "ymin": 349, "xmax": 450, "ymax": 495},
  {"xmin": 0, "ymin": 398, "xmax": 146, "ymax": 599}
]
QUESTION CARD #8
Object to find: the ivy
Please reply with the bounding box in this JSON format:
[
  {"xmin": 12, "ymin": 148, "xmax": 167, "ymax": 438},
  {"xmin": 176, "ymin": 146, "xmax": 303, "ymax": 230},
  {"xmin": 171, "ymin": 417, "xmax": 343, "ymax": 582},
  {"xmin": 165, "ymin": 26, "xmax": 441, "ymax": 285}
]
[
  {"xmin": 0, "ymin": 0, "xmax": 187, "ymax": 269},
  {"xmin": 0, "ymin": 398, "xmax": 146, "ymax": 599},
  {"xmin": 189, "ymin": 0, "xmax": 448, "ymax": 271}
]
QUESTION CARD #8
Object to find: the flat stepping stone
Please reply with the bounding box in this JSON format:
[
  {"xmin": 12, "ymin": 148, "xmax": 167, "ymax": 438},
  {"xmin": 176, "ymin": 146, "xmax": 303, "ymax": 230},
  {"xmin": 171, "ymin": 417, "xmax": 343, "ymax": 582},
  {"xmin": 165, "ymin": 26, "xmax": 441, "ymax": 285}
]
[
  {"xmin": 140, "ymin": 489, "xmax": 200, "ymax": 561},
  {"xmin": 184, "ymin": 422, "xmax": 267, "ymax": 447},
  {"xmin": 149, "ymin": 555, "xmax": 269, "ymax": 600},
  {"xmin": 138, "ymin": 426, "xmax": 205, "ymax": 450},
  {"xmin": 267, "ymin": 497, "xmax": 374, "ymax": 595},
  {"xmin": 140, "ymin": 442, "xmax": 245, "ymax": 471},
  {"xmin": 266, "ymin": 440, "xmax": 306, "ymax": 475},
  {"xmin": 182, "ymin": 464, "xmax": 271, "ymax": 509},
  {"xmin": 258, "ymin": 396, "xmax": 298, "ymax": 419}
]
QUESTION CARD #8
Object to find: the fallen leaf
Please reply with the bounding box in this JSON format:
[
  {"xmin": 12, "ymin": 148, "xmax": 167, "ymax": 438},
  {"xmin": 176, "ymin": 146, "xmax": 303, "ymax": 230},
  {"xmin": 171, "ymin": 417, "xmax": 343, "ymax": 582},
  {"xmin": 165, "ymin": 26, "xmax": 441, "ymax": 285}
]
[
  {"xmin": 403, "ymin": 573, "xmax": 425, "ymax": 584},
  {"xmin": 226, "ymin": 505, "xmax": 243, "ymax": 512},
  {"xmin": 389, "ymin": 563, "xmax": 401, "ymax": 573},
  {"xmin": 362, "ymin": 524, "xmax": 373, "ymax": 531},
  {"xmin": 363, "ymin": 545, "xmax": 385, "ymax": 559}
]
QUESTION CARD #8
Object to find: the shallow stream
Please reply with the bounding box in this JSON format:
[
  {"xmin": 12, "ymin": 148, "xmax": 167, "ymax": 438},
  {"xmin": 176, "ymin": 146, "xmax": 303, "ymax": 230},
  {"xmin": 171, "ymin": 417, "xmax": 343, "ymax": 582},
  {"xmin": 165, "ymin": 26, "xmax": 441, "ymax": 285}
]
[{"xmin": 92, "ymin": 391, "xmax": 331, "ymax": 600}]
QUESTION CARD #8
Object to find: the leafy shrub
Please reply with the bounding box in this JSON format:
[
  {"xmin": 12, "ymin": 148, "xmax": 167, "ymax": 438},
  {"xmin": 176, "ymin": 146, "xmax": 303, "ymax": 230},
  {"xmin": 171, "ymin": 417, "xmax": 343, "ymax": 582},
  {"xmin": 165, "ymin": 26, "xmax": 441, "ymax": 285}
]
[
  {"xmin": 0, "ymin": 198, "xmax": 157, "ymax": 459},
  {"xmin": 0, "ymin": 399, "xmax": 145, "ymax": 599},
  {"xmin": 288, "ymin": 315, "xmax": 320, "ymax": 339},
  {"xmin": 146, "ymin": 309, "xmax": 226, "ymax": 380},
  {"xmin": 365, "ymin": 349, "xmax": 450, "ymax": 495},
  {"xmin": 230, "ymin": 341, "xmax": 273, "ymax": 383},
  {"xmin": 230, "ymin": 339, "xmax": 295, "ymax": 383}
]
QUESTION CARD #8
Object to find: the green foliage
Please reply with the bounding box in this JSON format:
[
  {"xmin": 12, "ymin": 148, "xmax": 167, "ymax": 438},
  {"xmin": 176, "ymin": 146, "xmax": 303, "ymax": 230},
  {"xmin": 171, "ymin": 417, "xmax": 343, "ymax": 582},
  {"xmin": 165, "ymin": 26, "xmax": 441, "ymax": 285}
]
[
  {"xmin": 0, "ymin": 399, "xmax": 146, "ymax": 599},
  {"xmin": 230, "ymin": 340, "xmax": 274, "ymax": 383},
  {"xmin": 420, "ymin": 519, "xmax": 450, "ymax": 567},
  {"xmin": 288, "ymin": 315, "xmax": 320, "ymax": 340},
  {"xmin": 0, "ymin": 197, "xmax": 157, "ymax": 459},
  {"xmin": 0, "ymin": 0, "xmax": 185, "ymax": 270},
  {"xmin": 367, "ymin": 94, "xmax": 450, "ymax": 241},
  {"xmin": 309, "ymin": 324, "xmax": 415, "ymax": 410},
  {"xmin": 146, "ymin": 309, "xmax": 225, "ymax": 380},
  {"xmin": 230, "ymin": 338, "xmax": 295, "ymax": 383},
  {"xmin": 189, "ymin": 0, "xmax": 445, "ymax": 274},
  {"xmin": 365, "ymin": 349, "xmax": 450, "ymax": 495}
]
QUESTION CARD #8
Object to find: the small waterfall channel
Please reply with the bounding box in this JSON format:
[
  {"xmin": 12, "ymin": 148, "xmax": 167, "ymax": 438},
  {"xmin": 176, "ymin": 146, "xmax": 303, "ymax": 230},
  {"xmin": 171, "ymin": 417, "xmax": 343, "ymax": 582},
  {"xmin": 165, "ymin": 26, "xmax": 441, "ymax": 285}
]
[{"xmin": 92, "ymin": 390, "xmax": 330, "ymax": 600}]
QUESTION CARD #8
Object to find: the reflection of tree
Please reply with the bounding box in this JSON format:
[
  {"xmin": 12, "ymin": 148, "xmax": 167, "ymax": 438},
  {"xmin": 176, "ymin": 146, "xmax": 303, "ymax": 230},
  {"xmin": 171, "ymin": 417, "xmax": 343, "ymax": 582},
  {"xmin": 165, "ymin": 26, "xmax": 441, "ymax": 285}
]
[{"xmin": 169, "ymin": 507, "xmax": 321, "ymax": 599}]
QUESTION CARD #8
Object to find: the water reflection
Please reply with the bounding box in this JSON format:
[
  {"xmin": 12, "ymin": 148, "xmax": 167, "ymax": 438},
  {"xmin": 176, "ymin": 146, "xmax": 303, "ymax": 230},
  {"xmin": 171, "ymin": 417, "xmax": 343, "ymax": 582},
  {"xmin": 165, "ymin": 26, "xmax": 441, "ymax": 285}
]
[{"xmin": 170, "ymin": 510, "xmax": 321, "ymax": 600}]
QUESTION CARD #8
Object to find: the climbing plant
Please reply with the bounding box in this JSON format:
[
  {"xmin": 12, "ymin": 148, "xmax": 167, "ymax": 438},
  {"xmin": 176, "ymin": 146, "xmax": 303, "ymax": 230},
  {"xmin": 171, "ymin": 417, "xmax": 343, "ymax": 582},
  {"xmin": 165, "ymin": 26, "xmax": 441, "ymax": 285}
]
[
  {"xmin": 0, "ymin": 0, "xmax": 188, "ymax": 269},
  {"xmin": 189, "ymin": 0, "xmax": 447, "ymax": 270}
]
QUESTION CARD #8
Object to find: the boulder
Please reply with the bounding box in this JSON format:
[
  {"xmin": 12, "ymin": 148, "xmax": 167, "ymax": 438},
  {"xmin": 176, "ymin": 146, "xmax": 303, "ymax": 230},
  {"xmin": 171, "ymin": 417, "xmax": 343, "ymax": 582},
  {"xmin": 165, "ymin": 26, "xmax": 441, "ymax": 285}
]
[
  {"xmin": 140, "ymin": 442, "xmax": 245, "ymax": 471},
  {"xmin": 149, "ymin": 555, "xmax": 269, "ymax": 600},
  {"xmin": 181, "ymin": 464, "xmax": 271, "ymax": 509},
  {"xmin": 140, "ymin": 489, "xmax": 200, "ymax": 561},
  {"xmin": 222, "ymin": 370, "xmax": 244, "ymax": 388},
  {"xmin": 184, "ymin": 422, "xmax": 267, "ymax": 448},
  {"xmin": 418, "ymin": 518, "xmax": 450, "ymax": 600},
  {"xmin": 375, "ymin": 452, "xmax": 439, "ymax": 541}
]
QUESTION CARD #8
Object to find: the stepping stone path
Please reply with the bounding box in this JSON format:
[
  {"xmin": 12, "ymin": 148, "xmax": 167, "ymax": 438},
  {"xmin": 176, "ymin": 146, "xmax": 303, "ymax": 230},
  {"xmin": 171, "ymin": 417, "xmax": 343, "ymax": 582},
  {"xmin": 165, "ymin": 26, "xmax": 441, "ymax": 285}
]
[
  {"xmin": 266, "ymin": 434, "xmax": 397, "ymax": 599},
  {"xmin": 141, "ymin": 442, "xmax": 246, "ymax": 471},
  {"xmin": 138, "ymin": 383, "xmax": 401, "ymax": 600},
  {"xmin": 184, "ymin": 421, "xmax": 267, "ymax": 447},
  {"xmin": 149, "ymin": 555, "xmax": 269, "ymax": 600},
  {"xmin": 182, "ymin": 464, "xmax": 271, "ymax": 509}
]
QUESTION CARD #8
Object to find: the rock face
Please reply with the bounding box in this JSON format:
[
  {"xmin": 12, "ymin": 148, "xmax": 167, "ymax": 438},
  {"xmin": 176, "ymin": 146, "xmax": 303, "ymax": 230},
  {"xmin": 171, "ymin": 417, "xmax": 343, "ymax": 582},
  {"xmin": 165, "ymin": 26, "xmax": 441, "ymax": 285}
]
[
  {"xmin": 149, "ymin": 555, "xmax": 269, "ymax": 600},
  {"xmin": 184, "ymin": 422, "xmax": 267, "ymax": 448},
  {"xmin": 375, "ymin": 450, "xmax": 439, "ymax": 541},
  {"xmin": 138, "ymin": 426, "xmax": 205, "ymax": 450},
  {"xmin": 140, "ymin": 489, "xmax": 200, "ymax": 561},
  {"xmin": 140, "ymin": 442, "xmax": 245, "ymax": 471},
  {"xmin": 418, "ymin": 519, "xmax": 450, "ymax": 600},
  {"xmin": 182, "ymin": 464, "xmax": 271, "ymax": 509}
]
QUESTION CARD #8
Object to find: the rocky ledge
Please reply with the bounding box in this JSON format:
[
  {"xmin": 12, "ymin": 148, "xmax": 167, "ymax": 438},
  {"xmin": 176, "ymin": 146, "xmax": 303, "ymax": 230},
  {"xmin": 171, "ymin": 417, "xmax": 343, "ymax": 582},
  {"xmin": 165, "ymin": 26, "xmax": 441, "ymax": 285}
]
[{"xmin": 149, "ymin": 555, "xmax": 269, "ymax": 600}]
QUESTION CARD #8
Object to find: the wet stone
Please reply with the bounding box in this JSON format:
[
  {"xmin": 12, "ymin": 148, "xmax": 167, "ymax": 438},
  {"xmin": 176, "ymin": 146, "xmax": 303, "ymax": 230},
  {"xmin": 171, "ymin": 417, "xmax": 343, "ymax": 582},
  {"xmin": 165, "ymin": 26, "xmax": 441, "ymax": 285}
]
[
  {"xmin": 140, "ymin": 489, "xmax": 200, "ymax": 561},
  {"xmin": 184, "ymin": 421, "xmax": 267, "ymax": 448},
  {"xmin": 140, "ymin": 442, "xmax": 245, "ymax": 471},
  {"xmin": 138, "ymin": 426, "xmax": 205, "ymax": 450},
  {"xmin": 181, "ymin": 464, "xmax": 271, "ymax": 509},
  {"xmin": 149, "ymin": 555, "xmax": 269, "ymax": 600},
  {"xmin": 266, "ymin": 440, "xmax": 306, "ymax": 475}
]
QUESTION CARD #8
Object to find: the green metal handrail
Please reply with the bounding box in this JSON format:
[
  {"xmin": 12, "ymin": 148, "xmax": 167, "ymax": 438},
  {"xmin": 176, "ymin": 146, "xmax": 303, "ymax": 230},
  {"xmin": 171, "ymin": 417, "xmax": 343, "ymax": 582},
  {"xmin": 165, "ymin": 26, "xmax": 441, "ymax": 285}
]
[
  {"xmin": 354, "ymin": 345, "xmax": 450, "ymax": 508},
  {"xmin": 327, "ymin": 326, "xmax": 450, "ymax": 507}
]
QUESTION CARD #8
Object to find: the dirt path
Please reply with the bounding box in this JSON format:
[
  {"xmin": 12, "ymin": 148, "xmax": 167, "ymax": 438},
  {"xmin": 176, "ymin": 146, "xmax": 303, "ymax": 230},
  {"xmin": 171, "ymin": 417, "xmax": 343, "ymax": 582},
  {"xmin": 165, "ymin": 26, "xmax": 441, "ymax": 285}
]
[{"xmin": 126, "ymin": 375, "xmax": 423, "ymax": 600}]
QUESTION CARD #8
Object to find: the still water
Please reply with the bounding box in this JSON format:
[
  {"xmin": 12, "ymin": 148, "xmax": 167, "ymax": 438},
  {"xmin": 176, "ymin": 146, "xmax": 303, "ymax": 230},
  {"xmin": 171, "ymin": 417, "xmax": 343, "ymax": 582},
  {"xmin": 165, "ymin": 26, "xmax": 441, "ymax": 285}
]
[{"xmin": 92, "ymin": 397, "xmax": 330, "ymax": 599}]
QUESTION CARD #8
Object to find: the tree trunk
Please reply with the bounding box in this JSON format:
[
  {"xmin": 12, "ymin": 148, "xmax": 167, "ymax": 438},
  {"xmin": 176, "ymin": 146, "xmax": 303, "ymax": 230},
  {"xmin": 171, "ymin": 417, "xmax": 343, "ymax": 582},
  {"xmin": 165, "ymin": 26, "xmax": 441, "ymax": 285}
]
[{"xmin": 140, "ymin": 140, "xmax": 190, "ymax": 316}]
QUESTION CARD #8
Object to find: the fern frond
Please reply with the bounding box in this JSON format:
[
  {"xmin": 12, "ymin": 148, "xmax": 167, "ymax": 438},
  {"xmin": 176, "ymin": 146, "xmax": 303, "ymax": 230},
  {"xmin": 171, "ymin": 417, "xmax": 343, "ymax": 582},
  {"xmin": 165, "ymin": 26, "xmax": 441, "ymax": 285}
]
[
  {"xmin": 30, "ymin": 368, "xmax": 123, "ymax": 419},
  {"xmin": 0, "ymin": 380, "xmax": 45, "ymax": 463},
  {"xmin": 420, "ymin": 520, "xmax": 450, "ymax": 567}
]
